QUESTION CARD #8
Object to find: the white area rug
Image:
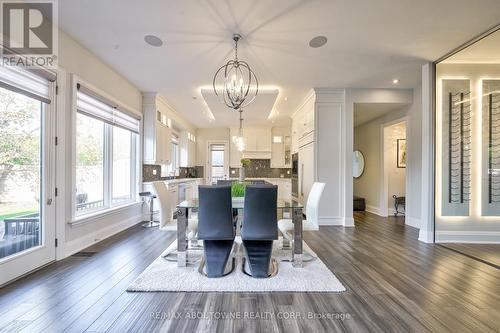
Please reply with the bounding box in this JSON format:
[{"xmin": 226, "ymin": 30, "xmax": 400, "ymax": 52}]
[{"xmin": 128, "ymin": 237, "xmax": 346, "ymax": 292}]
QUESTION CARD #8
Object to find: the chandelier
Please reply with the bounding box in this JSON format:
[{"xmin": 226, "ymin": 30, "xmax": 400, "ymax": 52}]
[
  {"xmin": 213, "ymin": 34, "xmax": 258, "ymax": 110},
  {"xmin": 232, "ymin": 109, "xmax": 245, "ymax": 151}
]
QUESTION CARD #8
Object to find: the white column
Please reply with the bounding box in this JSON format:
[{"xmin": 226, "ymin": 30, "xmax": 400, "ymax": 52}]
[
  {"xmin": 419, "ymin": 63, "xmax": 435, "ymax": 243},
  {"xmin": 314, "ymin": 88, "xmax": 353, "ymax": 226}
]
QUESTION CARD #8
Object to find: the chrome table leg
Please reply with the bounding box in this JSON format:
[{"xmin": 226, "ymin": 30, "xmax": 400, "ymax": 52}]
[
  {"xmin": 292, "ymin": 207, "xmax": 303, "ymax": 268},
  {"xmin": 177, "ymin": 207, "xmax": 188, "ymax": 267}
]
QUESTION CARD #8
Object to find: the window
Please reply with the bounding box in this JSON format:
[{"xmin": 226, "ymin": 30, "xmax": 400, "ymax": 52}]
[
  {"xmin": 75, "ymin": 113, "xmax": 105, "ymax": 212},
  {"xmin": 112, "ymin": 126, "xmax": 134, "ymax": 204},
  {"xmin": 165, "ymin": 135, "xmax": 179, "ymax": 176},
  {"xmin": 209, "ymin": 144, "xmax": 226, "ymax": 184},
  {"xmin": 74, "ymin": 84, "xmax": 140, "ymax": 217}
]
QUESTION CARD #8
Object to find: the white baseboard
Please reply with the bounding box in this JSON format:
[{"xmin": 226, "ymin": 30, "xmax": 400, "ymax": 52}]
[
  {"xmin": 319, "ymin": 216, "xmax": 355, "ymax": 227},
  {"xmin": 418, "ymin": 229, "xmax": 434, "ymax": 243},
  {"xmin": 406, "ymin": 217, "xmax": 421, "ymax": 229},
  {"xmin": 344, "ymin": 217, "xmax": 355, "ymax": 227},
  {"xmin": 319, "ymin": 216, "xmax": 344, "ymax": 226},
  {"xmin": 62, "ymin": 213, "xmax": 143, "ymax": 258},
  {"xmin": 435, "ymin": 231, "xmax": 500, "ymax": 243},
  {"xmin": 365, "ymin": 204, "xmax": 387, "ymax": 217}
]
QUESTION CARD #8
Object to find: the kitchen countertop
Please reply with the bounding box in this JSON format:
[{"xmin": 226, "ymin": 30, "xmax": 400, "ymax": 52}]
[
  {"xmin": 229, "ymin": 177, "xmax": 291, "ymax": 181},
  {"xmin": 143, "ymin": 178, "xmax": 203, "ymax": 185}
]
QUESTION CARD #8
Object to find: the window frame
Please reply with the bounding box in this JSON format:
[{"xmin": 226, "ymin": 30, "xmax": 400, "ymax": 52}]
[
  {"xmin": 71, "ymin": 76, "xmax": 141, "ymax": 221},
  {"xmin": 110, "ymin": 125, "xmax": 138, "ymax": 205},
  {"xmin": 165, "ymin": 133, "xmax": 180, "ymax": 176}
]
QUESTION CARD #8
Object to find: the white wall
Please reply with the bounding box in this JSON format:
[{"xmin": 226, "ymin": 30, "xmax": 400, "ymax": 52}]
[{"xmin": 56, "ymin": 30, "xmax": 144, "ymax": 258}]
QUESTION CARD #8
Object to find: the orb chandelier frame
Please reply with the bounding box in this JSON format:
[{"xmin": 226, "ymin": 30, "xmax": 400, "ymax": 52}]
[{"xmin": 212, "ymin": 34, "xmax": 259, "ymax": 110}]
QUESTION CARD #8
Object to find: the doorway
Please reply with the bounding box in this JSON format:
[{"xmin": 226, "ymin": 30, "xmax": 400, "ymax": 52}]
[
  {"xmin": 353, "ymin": 103, "xmax": 408, "ymax": 220},
  {"xmin": 382, "ymin": 120, "xmax": 407, "ymax": 217},
  {"xmin": 207, "ymin": 142, "xmax": 229, "ymax": 184},
  {"xmin": 0, "ymin": 68, "xmax": 56, "ymax": 286}
]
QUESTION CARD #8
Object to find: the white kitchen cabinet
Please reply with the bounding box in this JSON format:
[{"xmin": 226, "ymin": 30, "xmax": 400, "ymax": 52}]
[
  {"xmin": 291, "ymin": 120, "xmax": 299, "ymax": 153},
  {"xmin": 245, "ymin": 128, "xmax": 271, "ymax": 152},
  {"xmin": 271, "ymin": 127, "xmax": 291, "ymax": 168},
  {"xmin": 292, "ymin": 92, "xmax": 315, "ymax": 148},
  {"xmin": 255, "ymin": 131, "xmax": 272, "ymax": 152},
  {"xmin": 271, "ymin": 142, "xmax": 285, "ymax": 167},
  {"xmin": 298, "ymin": 141, "xmax": 314, "ymax": 206},
  {"xmin": 233, "ymin": 127, "xmax": 272, "ymax": 159},
  {"xmin": 143, "ymin": 96, "xmax": 172, "ymax": 165},
  {"xmin": 179, "ymin": 131, "xmax": 196, "ymax": 167}
]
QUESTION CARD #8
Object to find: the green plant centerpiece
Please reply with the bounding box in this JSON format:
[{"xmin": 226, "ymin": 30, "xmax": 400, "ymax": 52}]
[
  {"xmin": 231, "ymin": 181, "xmax": 249, "ymax": 198},
  {"xmin": 239, "ymin": 158, "xmax": 251, "ymax": 182},
  {"xmin": 240, "ymin": 158, "xmax": 251, "ymax": 167}
]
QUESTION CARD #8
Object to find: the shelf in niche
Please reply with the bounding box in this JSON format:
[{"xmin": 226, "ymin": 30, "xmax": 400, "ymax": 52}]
[
  {"xmin": 441, "ymin": 79, "xmax": 471, "ymax": 216},
  {"xmin": 483, "ymin": 79, "xmax": 500, "ymax": 215}
]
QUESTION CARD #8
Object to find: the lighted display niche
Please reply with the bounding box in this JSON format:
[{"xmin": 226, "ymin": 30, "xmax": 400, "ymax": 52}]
[
  {"xmin": 482, "ymin": 79, "xmax": 500, "ymax": 216},
  {"xmin": 441, "ymin": 79, "xmax": 471, "ymax": 216}
]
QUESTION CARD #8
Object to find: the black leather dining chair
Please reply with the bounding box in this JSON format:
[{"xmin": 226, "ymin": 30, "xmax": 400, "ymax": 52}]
[
  {"xmin": 216, "ymin": 179, "xmax": 239, "ymax": 224},
  {"xmin": 197, "ymin": 185, "xmax": 236, "ymax": 277},
  {"xmin": 241, "ymin": 184, "xmax": 279, "ymax": 278}
]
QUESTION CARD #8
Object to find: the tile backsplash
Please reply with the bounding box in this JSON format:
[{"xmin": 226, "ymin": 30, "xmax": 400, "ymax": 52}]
[
  {"xmin": 143, "ymin": 165, "xmax": 203, "ymax": 182},
  {"xmin": 230, "ymin": 159, "xmax": 291, "ymax": 178}
]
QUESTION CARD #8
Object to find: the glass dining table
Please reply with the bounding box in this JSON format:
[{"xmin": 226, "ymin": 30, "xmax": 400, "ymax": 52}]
[{"xmin": 176, "ymin": 198, "xmax": 305, "ymax": 268}]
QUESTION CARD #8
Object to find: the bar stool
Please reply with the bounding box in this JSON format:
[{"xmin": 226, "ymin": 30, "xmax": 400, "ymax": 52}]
[{"xmin": 139, "ymin": 192, "xmax": 159, "ymax": 228}]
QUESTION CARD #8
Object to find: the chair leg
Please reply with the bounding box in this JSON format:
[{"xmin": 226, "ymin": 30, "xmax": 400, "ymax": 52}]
[
  {"xmin": 282, "ymin": 232, "xmax": 292, "ymax": 249},
  {"xmin": 201, "ymin": 240, "xmax": 235, "ymax": 278},
  {"xmin": 242, "ymin": 240, "xmax": 278, "ymax": 278}
]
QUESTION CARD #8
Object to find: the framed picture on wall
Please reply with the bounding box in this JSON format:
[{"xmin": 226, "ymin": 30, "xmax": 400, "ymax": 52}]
[{"xmin": 397, "ymin": 139, "xmax": 407, "ymax": 168}]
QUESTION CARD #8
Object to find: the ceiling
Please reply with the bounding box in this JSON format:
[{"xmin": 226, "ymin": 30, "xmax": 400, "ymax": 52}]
[
  {"xmin": 58, "ymin": 0, "xmax": 500, "ymax": 128},
  {"xmin": 354, "ymin": 103, "xmax": 408, "ymax": 127},
  {"xmin": 443, "ymin": 28, "xmax": 500, "ymax": 64},
  {"xmin": 201, "ymin": 89, "xmax": 279, "ymax": 127}
]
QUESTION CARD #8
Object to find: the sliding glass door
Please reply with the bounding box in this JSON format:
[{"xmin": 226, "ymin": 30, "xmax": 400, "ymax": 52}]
[{"xmin": 0, "ymin": 68, "xmax": 56, "ymax": 286}]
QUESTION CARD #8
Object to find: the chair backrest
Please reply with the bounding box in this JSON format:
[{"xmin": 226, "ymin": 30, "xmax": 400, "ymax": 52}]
[
  {"xmin": 242, "ymin": 185, "xmax": 278, "ymax": 240},
  {"xmin": 151, "ymin": 181, "xmax": 172, "ymax": 228},
  {"xmin": 198, "ymin": 185, "xmax": 234, "ymax": 240},
  {"xmin": 306, "ymin": 182, "xmax": 325, "ymax": 226},
  {"xmin": 217, "ymin": 180, "xmax": 234, "ymax": 186}
]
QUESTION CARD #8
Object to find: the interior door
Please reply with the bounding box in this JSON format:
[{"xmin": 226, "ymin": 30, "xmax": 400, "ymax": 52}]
[
  {"xmin": 207, "ymin": 142, "xmax": 228, "ymax": 184},
  {"xmin": 0, "ymin": 76, "xmax": 56, "ymax": 286}
]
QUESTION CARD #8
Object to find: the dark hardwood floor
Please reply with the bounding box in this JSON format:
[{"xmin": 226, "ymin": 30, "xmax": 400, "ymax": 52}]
[
  {"xmin": 0, "ymin": 212, "xmax": 499, "ymax": 332},
  {"xmin": 439, "ymin": 243, "xmax": 500, "ymax": 268}
]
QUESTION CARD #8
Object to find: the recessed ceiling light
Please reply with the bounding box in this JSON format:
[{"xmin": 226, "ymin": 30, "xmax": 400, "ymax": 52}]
[
  {"xmin": 309, "ymin": 36, "xmax": 327, "ymax": 48},
  {"xmin": 284, "ymin": 97, "xmax": 288, "ymax": 101},
  {"xmin": 144, "ymin": 35, "xmax": 163, "ymax": 47},
  {"xmin": 392, "ymin": 79, "xmax": 400, "ymax": 84}
]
